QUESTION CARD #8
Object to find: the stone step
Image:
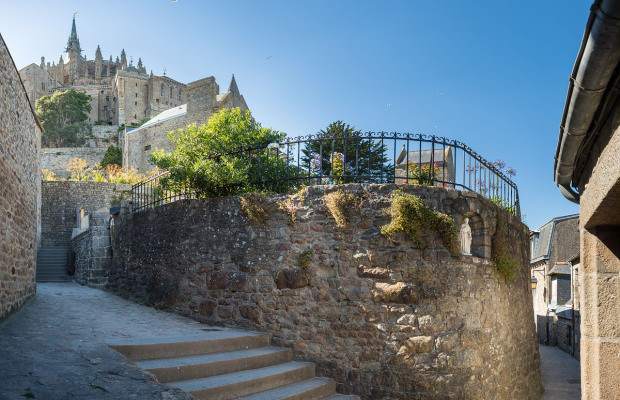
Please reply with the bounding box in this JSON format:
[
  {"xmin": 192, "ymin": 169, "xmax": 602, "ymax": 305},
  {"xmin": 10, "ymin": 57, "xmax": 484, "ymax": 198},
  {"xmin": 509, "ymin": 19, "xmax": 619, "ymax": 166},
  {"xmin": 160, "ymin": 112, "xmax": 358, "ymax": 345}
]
[
  {"xmin": 324, "ymin": 395, "xmax": 361, "ymax": 400},
  {"xmin": 137, "ymin": 347, "xmax": 292, "ymax": 383},
  {"xmin": 167, "ymin": 361, "xmax": 315, "ymax": 400},
  {"xmin": 235, "ymin": 377, "xmax": 335, "ymax": 400},
  {"xmin": 107, "ymin": 331, "xmax": 272, "ymax": 360}
]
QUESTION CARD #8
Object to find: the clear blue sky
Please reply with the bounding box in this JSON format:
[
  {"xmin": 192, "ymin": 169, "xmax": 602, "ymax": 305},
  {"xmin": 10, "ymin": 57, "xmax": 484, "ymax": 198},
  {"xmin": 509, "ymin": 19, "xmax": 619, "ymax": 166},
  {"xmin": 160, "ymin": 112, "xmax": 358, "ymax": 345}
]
[{"xmin": 0, "ymin": 0, "xmax": 586, "ymax": 229}]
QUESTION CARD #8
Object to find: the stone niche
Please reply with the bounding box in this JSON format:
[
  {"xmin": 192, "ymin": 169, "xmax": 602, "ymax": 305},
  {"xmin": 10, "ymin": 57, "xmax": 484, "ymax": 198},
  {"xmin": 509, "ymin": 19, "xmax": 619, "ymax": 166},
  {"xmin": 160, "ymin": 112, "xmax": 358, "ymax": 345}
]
[{"xmin": 107, "ymin": 184, "xmax": 543, "ymax": 400}]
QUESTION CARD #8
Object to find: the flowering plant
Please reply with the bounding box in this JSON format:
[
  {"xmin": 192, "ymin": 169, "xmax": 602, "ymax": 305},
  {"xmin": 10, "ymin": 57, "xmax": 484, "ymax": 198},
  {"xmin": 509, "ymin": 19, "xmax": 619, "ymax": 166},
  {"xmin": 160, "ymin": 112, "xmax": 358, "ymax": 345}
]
[
  {"xmin": 406, "ymin": 162, "xmax": 440, "ymax": 186},
  {"xmin": 330, "ymin": 152, "xmax": 345, "ymax": 184}
]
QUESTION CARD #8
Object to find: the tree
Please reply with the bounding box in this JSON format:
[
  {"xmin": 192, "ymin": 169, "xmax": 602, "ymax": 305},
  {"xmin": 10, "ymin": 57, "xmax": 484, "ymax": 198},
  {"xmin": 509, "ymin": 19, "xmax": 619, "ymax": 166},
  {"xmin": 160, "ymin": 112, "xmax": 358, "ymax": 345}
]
[
  {"xmin": 100, "ymin": 145, "xmax": 123, "ymax": 168},
  {"xmin": 301, "ymin": 121, "xmax": 392, "ymax": 183},
  {"xmin": 150, "ymin": 108, "xmax": 294, "ymax": 197},
  {"xmin": 35, "ymin": 89, "xmax": 91, "ymax": 147}
]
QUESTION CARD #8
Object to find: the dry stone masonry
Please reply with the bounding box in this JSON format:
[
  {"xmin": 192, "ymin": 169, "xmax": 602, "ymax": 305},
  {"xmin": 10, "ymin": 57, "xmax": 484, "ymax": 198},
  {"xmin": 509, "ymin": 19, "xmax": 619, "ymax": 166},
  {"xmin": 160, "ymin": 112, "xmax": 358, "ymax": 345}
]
[
  {"xmin": 0, "ymin": 34, "xmax": 42, "ymax": 320},
  {"xmin": 108, "ymin": 184, "xmax": 542, "ymax": 399}
]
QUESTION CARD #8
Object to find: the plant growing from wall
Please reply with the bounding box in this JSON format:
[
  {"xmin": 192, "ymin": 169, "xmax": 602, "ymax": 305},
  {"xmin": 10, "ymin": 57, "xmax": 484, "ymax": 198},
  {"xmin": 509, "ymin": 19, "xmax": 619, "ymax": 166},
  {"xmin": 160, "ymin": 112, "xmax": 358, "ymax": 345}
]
[
  {"xmin": 240, "ymin": 193, "xmax": 268, "ymax": 223},
  {"xmin": 299, "ymin": 249, "xmax": 314, "ymax": 269},
  {"xmin": 380, "ymin": 190, "xmax": 457, "ymax": 253},
  {"xmin": 492, "ymin": 210, "xmax": 518, "ymax": 282},
  {"xmin": 324, "ymin": 189, "xmax": 359, "ymax": 227},
  {"xmin": 41, "ymin": 169, "xmax": 59, "ymax": 181}
]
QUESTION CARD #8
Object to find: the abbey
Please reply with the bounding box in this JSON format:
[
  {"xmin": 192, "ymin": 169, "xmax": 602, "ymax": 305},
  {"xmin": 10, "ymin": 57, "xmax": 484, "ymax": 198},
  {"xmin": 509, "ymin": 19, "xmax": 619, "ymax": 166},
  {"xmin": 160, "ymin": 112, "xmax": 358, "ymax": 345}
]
[{"xmin": 18, "ymin": 16, "xmax": 247, "ymax": 129}]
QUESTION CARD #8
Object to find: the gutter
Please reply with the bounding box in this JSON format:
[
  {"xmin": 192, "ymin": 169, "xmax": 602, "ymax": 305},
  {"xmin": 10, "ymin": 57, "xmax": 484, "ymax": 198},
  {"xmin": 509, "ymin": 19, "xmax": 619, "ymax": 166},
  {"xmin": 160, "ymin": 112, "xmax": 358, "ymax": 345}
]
[{"xmin": 554, "ymin": 0, "xmax": 620, "ymax": 203}]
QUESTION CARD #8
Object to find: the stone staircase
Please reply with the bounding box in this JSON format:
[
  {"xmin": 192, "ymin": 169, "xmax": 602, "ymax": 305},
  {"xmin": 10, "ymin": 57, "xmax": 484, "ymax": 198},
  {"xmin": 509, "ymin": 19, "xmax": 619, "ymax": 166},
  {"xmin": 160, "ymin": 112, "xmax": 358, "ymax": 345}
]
[
  {"xmin": 107, "ymin": 329, "xmax": 359, "ymax": 400},
  {"xmin": 36, "ymin": 246, "xmax": 71, "ymax": 282}
]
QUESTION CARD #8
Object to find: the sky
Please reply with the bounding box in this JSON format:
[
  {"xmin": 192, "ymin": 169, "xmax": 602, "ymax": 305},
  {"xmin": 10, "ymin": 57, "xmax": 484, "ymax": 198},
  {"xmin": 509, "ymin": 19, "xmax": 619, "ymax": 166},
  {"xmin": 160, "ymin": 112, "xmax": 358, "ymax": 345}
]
[{"xmin": 0, "ymin": 0, "xmax": 587, "ymax": 229}]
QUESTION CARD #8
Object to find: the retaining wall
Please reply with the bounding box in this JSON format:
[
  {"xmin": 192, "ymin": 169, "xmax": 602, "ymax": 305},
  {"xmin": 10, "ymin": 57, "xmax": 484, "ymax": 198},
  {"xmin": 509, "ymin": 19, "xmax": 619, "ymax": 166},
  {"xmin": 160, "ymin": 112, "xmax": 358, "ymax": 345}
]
[{"xmin": 107, "ymin": 184, "xmax": 542, "ymax": 399}]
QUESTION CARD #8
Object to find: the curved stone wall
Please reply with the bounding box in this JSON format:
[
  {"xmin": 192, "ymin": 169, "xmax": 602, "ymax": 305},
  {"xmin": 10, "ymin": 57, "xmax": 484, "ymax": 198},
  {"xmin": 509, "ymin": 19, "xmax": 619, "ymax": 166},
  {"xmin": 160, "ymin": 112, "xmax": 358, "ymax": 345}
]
[{"xmin": 108, "ymin": 184, "xmax": 542, "ymax": 399}]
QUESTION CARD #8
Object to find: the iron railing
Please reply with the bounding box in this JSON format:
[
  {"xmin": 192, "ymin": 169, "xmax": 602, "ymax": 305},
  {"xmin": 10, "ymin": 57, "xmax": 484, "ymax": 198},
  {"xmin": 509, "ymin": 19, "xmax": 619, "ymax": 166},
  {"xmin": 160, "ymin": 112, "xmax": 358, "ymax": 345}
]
[{"xmin": 132, "ymin": 132, "xmax": 520, "ymax": 217}]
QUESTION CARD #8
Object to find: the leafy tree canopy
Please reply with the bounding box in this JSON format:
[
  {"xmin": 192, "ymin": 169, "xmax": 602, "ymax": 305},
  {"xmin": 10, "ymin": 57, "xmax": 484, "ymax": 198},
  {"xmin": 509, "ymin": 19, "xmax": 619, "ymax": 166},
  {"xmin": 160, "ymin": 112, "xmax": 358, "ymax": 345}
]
[
  {"xmin": 150, "ymin": 108, "xmax": 292, "ymax": 197},
  {"xmin": 35, "ymin": 89, "xmax": 92, "ymax": 147},
  {"xmin": 302, "ymin": 121, "xmax": 392, "ymax": 183},
  {"xmin": 100, "ymin": 145, "xmax": 123, "ymax": 169}
]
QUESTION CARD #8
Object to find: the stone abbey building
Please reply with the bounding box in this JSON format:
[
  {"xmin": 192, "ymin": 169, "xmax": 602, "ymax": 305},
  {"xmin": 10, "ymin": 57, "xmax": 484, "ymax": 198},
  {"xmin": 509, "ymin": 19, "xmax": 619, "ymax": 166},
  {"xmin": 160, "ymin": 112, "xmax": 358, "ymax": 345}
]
[
  {"xmin": 21, "ymin": 15, "xmax": 249, "ymax": 175},
  {"xmin": 18, "ymin": 16, "xmax": 247, "ymax": 130}
]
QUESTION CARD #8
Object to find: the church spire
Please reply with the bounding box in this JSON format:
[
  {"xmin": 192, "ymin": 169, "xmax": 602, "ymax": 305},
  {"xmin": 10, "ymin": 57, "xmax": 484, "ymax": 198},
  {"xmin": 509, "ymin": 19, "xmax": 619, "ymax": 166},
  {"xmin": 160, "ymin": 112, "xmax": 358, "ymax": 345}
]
[
  {"xmin": 228, "ymin": 74, "xmax": 239, "ymax": 93},
  {"xmin": 65, "ymin": 14, "xmax": 82, "ymax": 54}
]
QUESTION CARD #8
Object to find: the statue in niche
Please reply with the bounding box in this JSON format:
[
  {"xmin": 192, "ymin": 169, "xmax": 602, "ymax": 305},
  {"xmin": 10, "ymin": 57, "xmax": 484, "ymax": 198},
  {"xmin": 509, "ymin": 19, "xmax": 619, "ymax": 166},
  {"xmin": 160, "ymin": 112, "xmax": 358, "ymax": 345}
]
[{"xmin": 460, "ymin": 217, "xmax": 472, "ymax": 255}]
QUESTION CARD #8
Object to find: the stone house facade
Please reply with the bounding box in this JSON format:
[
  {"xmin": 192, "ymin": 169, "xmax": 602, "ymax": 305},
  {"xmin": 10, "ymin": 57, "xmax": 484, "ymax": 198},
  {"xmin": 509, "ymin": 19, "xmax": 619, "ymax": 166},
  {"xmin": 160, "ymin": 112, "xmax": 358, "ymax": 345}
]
[
  {"xmin": 530, "ymin": 214, "xmax": 579, "ymax": 353},
  {"xmin": 0, "ymin": 33, "xmax": 42, "ymax": 320},
  {"xmin": 553, "ymin": 1, "xmax": 620, "ymax": 397},
  {"xmin": 123, "ymin": 75, "xmax": 248, "ymax": 173}
]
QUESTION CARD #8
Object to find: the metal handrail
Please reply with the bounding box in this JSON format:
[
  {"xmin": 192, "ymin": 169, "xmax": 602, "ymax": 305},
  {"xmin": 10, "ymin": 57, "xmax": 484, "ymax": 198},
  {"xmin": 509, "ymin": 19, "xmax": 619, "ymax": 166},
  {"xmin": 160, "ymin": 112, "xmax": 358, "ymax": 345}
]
[{"xmin": 131, "ymin": 132, "xmax": 520, "ymax": 218}]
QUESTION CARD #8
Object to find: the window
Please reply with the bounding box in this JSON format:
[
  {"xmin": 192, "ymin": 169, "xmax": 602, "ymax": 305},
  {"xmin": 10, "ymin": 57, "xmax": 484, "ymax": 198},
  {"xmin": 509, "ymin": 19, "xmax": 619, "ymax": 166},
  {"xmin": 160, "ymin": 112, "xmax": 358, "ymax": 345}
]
[
  {"xmin": 135, "ymin": 93, "xmax": 138, "ymax": 98},
  {"xmin": 134, "ymin": 101, "xmax": 137, "ymax": 106},
  {"xmin": 135, "ymin": 83, "xmax": 138, "ymax": 87},
  {"xmin": 160, "ymin": 83, "xmax": 164, "ymax": 96},
  {"xmin": 103, "ymin": 105, "xmax": 108, "ymax": 114},
  {"xmin": 106, "ymin": 95, "xmax": 110, "ymax": 102},
  {"xmin": 169, "ymin": 87, "xmax": 173, "ymax": 99},
  {"xmin": 144, "ymin": 145, "xmax": 151, "ymax": 151},
  {"xmin": 26, "ymin": 69, "xmax": 31, "ymax": 75},
  {"xmin": 156, "ymin": 99, "xmax": 159, "ymax": 104},
  {"xmin": 178, "ymin": 89, "xmax": 182, "ymax": 101}
]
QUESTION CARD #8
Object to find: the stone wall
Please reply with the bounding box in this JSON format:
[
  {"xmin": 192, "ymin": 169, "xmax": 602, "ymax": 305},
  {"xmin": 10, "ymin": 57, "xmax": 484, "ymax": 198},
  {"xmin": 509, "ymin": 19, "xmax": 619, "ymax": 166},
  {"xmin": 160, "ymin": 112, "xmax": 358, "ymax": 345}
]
[
  {"xmin": 41, "ymin": 181, "xmax": 131, "ymax": 247},
  {"xmin": 41, "ymin": 147, "xmax": 108, "ymax": 178},
  {"xmin": 0, "ymin": 34, "xmax": 42, "ymax": 320},
  {"xmin": 71, "ymin": 210, "xmax": 112, "ymax": 288},
  {"xmin": 107, "ymin": 184, "xmax": 542, "ymax": 399}
]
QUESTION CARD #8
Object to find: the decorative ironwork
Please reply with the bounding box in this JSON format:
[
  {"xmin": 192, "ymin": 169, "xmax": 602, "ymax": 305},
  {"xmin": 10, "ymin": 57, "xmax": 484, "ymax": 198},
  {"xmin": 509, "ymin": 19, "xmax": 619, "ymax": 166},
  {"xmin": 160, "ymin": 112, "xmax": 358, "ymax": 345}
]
[{"xmin": 131, "ymin": 132, "xmax": 520, "ymax": 218}]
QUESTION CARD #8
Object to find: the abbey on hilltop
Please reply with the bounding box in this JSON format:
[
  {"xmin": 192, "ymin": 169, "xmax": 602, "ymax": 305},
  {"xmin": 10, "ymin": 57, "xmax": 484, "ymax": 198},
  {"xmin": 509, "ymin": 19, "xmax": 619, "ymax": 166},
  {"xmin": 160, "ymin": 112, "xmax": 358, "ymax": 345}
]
[{"xmin": 19, "ymin": 15, "xmax": 247, "ymax": 128}]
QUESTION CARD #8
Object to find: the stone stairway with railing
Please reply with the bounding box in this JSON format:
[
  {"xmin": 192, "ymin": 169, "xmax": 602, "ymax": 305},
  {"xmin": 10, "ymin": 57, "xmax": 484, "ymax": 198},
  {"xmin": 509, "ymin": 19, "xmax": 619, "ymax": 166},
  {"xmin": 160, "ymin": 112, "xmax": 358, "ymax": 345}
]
[
  {"xmin": 107, "ymin": 330, "xmax": 359, "ymax": 400},
  {"xmin": 36, "ymin": 246, "xmax": 71, "ymax": 282}
]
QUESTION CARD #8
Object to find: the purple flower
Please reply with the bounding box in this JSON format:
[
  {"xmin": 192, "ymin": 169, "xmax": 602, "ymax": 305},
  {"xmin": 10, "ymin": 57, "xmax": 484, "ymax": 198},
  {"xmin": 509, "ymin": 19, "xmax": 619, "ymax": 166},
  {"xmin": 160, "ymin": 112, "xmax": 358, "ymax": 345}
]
[
  {"xmin": 465, "ymin": 164, "xmax": 479, "ymax": 173},
  {"xmin": 492, "ymin": 159, "xmax": 506, "ymax": 170},
  {"xmin": 310, "ymin": 152, "xmax": 321, "ymax": 170},
  {"xmin": 505, "ymin": 167, "xmax": 517, "ymax": 177}
]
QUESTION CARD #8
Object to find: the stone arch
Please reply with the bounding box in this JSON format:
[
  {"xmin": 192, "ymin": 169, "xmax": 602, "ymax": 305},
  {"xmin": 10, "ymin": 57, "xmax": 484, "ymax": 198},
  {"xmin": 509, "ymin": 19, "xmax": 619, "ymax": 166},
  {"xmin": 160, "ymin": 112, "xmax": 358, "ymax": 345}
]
[{"xmin": 461, "ymin": 212, "xmax": 488, "ymax": 258}]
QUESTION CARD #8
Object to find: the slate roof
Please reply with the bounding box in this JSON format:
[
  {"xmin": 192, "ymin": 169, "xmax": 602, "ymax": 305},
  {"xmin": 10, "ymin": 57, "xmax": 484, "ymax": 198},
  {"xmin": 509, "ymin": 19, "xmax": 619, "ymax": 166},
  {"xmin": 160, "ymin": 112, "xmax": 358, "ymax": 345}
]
[
  {"xmin": 549, "ymin": 263, "xmax": 572, "ymax": 275},
  {"xmin": 530, "ymin": 214, "xmax": 579, "ymax": 263},
  {"xmin": 127, "ymin": 104, "xmax": 187, "ymax": 134},
  {"xmin": 396, "ymin": 147, "xmax": 450, "ymax": 166}
]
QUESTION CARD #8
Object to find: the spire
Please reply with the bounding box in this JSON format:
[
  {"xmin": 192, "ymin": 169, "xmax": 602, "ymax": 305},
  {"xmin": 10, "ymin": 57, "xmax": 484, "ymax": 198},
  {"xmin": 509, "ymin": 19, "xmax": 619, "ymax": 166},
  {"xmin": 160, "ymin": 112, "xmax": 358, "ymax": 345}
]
[
  {"xmin": 65, "ymin": 14, "xmax": 82, "ymax": 54},
  {"xmin": 228, "ymin": 74, "xmax": 239, "ymax": 93},
  {"xmin": 95, "ymin": 45, "xmax": 102, "ymax": 61},
  {"xmin": 137, "ymin": 57, "xmax": 144, "ymax": 71},
  {"xmin": 120, "ymin": 49, "xmax": 127, "ymax": 70}
]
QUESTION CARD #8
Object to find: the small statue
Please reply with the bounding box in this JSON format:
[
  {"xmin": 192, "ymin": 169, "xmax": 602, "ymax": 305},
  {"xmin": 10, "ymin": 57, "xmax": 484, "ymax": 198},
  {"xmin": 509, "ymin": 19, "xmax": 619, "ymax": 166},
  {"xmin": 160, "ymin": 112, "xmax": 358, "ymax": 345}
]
[{"xmin": 460, "ymin": 217, "xmax": 472, "ymax": 255}]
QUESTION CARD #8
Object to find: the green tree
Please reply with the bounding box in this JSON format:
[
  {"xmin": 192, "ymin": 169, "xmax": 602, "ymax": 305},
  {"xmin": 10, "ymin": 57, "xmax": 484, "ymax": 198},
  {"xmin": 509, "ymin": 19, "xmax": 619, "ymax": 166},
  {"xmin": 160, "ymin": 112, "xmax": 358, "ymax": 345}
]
[
  {"xmin": 100, "ymin": 145, "xmax": 123, "ymax": 168},
  {"xmin": 150, "ymin": 108, "xmax": 294, "ymax": 197},
  {"xmin": 301, "ymin": 121, "xmax": 392, "ymax": 183},
  {"xmin": 35, "ymin": 89, "xmax": 92, "ymax": 147}
]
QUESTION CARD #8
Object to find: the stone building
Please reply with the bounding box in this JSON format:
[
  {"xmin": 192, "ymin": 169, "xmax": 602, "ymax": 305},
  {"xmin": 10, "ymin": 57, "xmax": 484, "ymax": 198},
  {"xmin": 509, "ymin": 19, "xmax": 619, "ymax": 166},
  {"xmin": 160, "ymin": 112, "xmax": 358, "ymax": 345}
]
[
  {"xmin": 530, "ymin": 214, "xmax": 579, "ymax": 351},
  {"xmin": 19, "ymin": 16, "xmax": 246, "ymax": 130},
  {"xmin": 553, "ymin": 0, "xmax": 620, "ymax": 397},
  {"xmin": 123, "ymin": 75, "xmax": 248, "ymax": 173},
  {"xmin": 0, "ymin": 33, "xmax": 42, "ymax": 320},
  {"xmin": 395, "ymin": 147, "xmax": 455, "ymax": 185}
]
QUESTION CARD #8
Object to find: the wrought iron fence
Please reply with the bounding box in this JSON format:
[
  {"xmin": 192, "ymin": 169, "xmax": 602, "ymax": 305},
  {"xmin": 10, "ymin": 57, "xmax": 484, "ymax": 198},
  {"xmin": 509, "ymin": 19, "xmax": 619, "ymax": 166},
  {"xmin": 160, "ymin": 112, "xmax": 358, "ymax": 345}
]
[{"xmin": 132, "ymin": 132, "xmax": 520, "ymax": 217}]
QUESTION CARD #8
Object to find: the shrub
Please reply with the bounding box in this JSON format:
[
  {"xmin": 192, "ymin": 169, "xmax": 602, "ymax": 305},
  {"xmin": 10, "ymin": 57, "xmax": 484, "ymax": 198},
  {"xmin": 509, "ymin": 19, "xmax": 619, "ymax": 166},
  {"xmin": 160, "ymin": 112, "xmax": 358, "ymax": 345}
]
[
  {"xmin": 100, "ymin": 145, "xmax": 122, "ymax": 169},
  {"xmin": 150, "ymin": 108, "xmax": 297, "ymax": 197},
  {"xmin": 299, "ymin": 249, "xmax": 313, "ymax": 269},
  {"xmin": 324, "ymin": 189, "xmax": 358, "ymax": 227}
]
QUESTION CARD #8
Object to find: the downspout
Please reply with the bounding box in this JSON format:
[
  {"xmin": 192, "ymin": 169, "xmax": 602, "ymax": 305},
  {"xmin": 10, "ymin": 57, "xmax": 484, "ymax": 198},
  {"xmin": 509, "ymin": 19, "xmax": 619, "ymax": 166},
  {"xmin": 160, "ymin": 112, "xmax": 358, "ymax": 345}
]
[{"xmin": 554, "ymin": 0, "xmax": 620, "ymax": 203}]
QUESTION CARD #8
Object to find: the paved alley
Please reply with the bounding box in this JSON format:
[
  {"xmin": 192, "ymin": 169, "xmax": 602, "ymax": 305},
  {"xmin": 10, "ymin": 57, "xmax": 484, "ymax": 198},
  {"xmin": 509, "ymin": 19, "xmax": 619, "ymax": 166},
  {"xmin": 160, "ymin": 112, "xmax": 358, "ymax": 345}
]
[
  {"xmin": 0, "ymin": 283, "xmax": 238, "ymax": 400},
  {"xmin": 539, "ymin": 344, "xmax": 581, "ymax": 399}
]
